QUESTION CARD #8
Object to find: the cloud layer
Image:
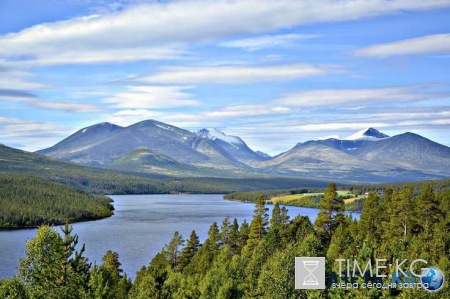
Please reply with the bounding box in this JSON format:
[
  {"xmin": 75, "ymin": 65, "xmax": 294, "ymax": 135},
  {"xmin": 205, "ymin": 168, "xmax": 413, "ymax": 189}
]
[
  {"xmin": 219, "ymin": 34, "xmax": 319, "ymax": 51},
  {"xmin": 2, "ymin": 0, "xmax": 450, "ymax": 65},
  {"xmin": 355, "ymin": 33, "xmax": 450, "ymax": 57},
  {"xmin": 102, "ymin": 86, "xmax": 200, "ymax": 109},
  {"xmin": 134, "ymin": 64, "xmax": 327, "ymax": 85}
]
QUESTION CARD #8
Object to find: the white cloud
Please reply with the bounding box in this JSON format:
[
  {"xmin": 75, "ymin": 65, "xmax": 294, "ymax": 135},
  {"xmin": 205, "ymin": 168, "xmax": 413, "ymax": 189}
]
[
  {"xmin": 355, "ymin": 33, "xmax": 450, "ymax": 57},
  {"xmin": 0, "ymin": 65, "xmax": 51, "ymax": 90},
  {"xmin": 0, "ymin": 118, "xmax": 72, "ymax": 151},
  {"xmin": 0, "ymin": 117, "xmax": 36, "ymax": 125},
  {"xmin": 13, "ymin": 48, "xmax": 187, "ymax": 66},
  {"xmin": 1, "ymin": 0, "xmax": 450, "ymax": 65},
  {"xmin": 102, "ymin": 86, "xmax": 201, "ymax": 109},
  {"xmin": 219, "ymin": 33, "xmax": 319, "ymax": 51},
  {"xmin": 0, "ymin": 89, "xmax": 103, "ymax": 113},
  {"xmin": 28, "ymin": 102, "xmax": 103, "ymax": 113},
  {"xmin": 204, "ymin": 104, "xmax": 294, "ymax": 118},
  {"xmin": 104, "ymin": 109, "xmax": 166, "ymax": 126},
  {"xmin": 135, "ymin": 64, "xmax": 327, "ymax": 84},
  {"xmin": 293, "ymin": 122, "xmax": 389, "ymax": 131},
  {"xmin": 274, "ymin": 84, "xmax": 450, "ymax": 107}
]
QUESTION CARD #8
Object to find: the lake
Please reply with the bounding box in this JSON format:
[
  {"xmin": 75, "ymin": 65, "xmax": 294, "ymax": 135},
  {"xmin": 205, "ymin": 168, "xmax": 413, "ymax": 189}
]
[{"xmin": 0, "ymin": 194, "xmax": 360, "ymax": 279}]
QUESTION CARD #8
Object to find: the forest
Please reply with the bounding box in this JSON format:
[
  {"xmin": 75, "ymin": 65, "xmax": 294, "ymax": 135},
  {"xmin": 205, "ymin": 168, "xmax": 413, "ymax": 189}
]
[
  {"xmin": 0, "ymin": 174, "xmax": 113, "ymax": 228},
  {"xmin": 224, "ymin": 178, "xmax": 450, "ymax": 212},
  {"xmin": 0, "ymin": 182, "xmax": 448, "ymax": 298}
]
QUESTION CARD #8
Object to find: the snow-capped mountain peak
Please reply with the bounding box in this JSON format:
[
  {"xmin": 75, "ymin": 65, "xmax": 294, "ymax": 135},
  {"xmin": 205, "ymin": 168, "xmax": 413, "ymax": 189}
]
[
  {"xmin": 345, "ymin": 128, "xmax": 389, "ymax": 141},
  {"xmin": 196, "ymin": 128, "xmax": 245, "ymax": 148}
]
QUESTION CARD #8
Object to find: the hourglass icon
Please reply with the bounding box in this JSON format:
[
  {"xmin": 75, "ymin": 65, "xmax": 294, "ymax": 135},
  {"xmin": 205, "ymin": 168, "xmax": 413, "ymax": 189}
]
[{"xmin": 303, "ymin": 260, "xmax": 319, "ymax": 285}]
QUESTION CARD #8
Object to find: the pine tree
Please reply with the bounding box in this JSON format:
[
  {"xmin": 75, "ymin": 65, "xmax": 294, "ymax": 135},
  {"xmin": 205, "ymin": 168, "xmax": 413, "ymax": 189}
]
[
  {"xmin": 185, "ymin": 223, "xmax": 220, "ymax": 275},
  {"xmin": 179, "ymin": 230, "xmax": 200, "ymax": 270},
  {"xmin": 164, "ymin": 231, "xmax": 184, "ymax": 271},
  {"xmin": 19, "ymin": 224, "xmax": 90, "ymax": 299},
  {"xmin": 220, "ymin": 216, "xmax": 231, "ymax": 247},
  {"xmin": 101, "ymin": 250, "xmax": 123, "ymax": 277},
  {"xmin": 238, "ymin": 220, "xmax": 250, "ymax": 249},
  {"xmin": 229, "ymin": 219, "xmax": 240, "ymax": 255},
  {"xmin": 314, "ymin": 182, "xmax": 344, "ymax": 249},
  {"xmin": 396, "ymin": 187, "xmax": 415, "ymax": 241},
  {"xmin": 358, "ymin": 192, "xmax": 381, "ymax": 241},
  {"xmin": 270, "ymin": 202, "xmax": 290, "ymax": 234},
  {"xmin": 247, "ymin": 196, "xmax": 269, "ymax": 250},
  {"xmin": 207, "ymin": 222, "xmax": 220, "ymax": 252},
  {"xmin": 415, "ymin": 185, "xmax": 442, "ymax": 248}
]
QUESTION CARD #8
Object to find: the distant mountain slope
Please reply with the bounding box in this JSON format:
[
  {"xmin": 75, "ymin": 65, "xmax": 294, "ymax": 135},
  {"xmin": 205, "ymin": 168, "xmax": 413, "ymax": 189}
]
[
  {"xmin": 255, "ymin": 151, "xmax": 271, "ymax": 158},
  {"xmin": 0, "ymin": 143, "xmax": 168, "ymax": 193},
  {"xmin": 37, "ymin": 122, "xmax": 123, "ymax": 158},
  {"xmin": 36, "ymin": 121, "xmax": 450, "ymax": 183},
  {"xmin": 2, "ymin": 144, "xmax": 331, "ymax": 193},
  {"xmin": 259, "ymin": 143, "xmax": 395, "ymax": 182},
  {"xmin": 196, "ymin": 128, "xmax": 268, "ymax": 164},
  {"xmin": 303, "ymin": 128, "xmax": 389, "ymax": 153},
  {"xmin": 302, "ymin": 138, "xmax": 375, "ymax": 153},
  {"xmin": 354, "ymin": 132, "xmax": 450, "ymax": 176},
  {"xmin": 261, "ymin": 131, "xmax": 450, "ymax": 182},
  {"xmin": 106, "ymin": 147, "xmax": 246, "ymax": 177},
  {"xmin": 38, "ymin": 120, "xmax": 247, "ymax": 171}
]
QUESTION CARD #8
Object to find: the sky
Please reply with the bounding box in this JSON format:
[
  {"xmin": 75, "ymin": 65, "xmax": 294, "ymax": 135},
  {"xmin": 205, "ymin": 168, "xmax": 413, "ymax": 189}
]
[{"xmin": 0, "ymin": 0, "xmax": 449, "ymax": 156}]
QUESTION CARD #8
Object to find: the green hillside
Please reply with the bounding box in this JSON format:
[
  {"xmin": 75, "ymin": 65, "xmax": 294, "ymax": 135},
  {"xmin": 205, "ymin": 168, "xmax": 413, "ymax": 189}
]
[
  {"xmin": 0, "ymin": 144, "xmax": 331, "ymax": 194},
  {"xmin": 0, "ymin": 174, "xmax": 113, "ymax": 228}
]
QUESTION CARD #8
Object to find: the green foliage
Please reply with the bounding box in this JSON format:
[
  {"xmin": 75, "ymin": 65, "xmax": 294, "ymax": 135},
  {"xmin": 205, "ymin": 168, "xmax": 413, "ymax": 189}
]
[
  {"xmin": 18, "ymin": 224, "xmax": 90, "ymax": 299},
  {"xmin": 179, "ymin": 230, "xmax": 200, "ymax": 270},
  {"xmin": 0, "ymin": 174, "xmax": 113, "ymax": 228},
  {"xmin": 224, "ymin": 187, "xmax": 324, "ymax": 202},
  {"xmin": 2, "ymin": 181, "xmax": 450, "ymax": 298},
  {"xmin": 246, "ymin": 196, "xmax": 269, "ymax": 250},
  {"xmin": 314, "ymin": 183, "xmax": 345, "ymax": 248},
  {"xmin": 164, "ymin": 231, "xmax": 185, "ymax": 271},
  {"xmin": 88, "ymin": 251, "xmax": 131, "ymax": 299}
]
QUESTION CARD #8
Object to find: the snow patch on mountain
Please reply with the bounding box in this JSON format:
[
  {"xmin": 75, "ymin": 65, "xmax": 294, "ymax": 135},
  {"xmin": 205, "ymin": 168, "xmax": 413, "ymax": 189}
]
[
  {"xmin": 255, "ymin": 151, "xmax": 271, "ymax": 158},
  {"xmin": 315, "ymin": 134, "xmax": 341, "ymax": 141},
  {"xmin": 156, "ymin": 124, "xmax": 174, "ymax": 131},
  {"xmin": 345, "ymin": 128, "xmax": 389, "ymax": 141},
  {"xmin": 196, "ymin": 128, "xmax": 245, "ymax": 149}
]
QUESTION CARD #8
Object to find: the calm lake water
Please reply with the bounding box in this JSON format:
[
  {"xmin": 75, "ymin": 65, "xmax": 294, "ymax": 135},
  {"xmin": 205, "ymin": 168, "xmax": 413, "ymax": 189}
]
[{"xmin": 0, "ymin": 194, "xmax": 360, "ymax": 279}]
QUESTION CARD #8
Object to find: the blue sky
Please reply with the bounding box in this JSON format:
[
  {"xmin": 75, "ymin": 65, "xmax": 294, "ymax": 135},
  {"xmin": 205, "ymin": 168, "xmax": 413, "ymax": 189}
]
[{"xmin": 0, "ymin": 0, "xmax": 449, "ymax": 155}]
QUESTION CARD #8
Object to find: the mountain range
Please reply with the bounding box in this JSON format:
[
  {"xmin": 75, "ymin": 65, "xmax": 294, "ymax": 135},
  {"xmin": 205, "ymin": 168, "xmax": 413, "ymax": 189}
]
[{"xmin": 35, "ymin": 120, "xmax": 450, "ymax": 183}]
